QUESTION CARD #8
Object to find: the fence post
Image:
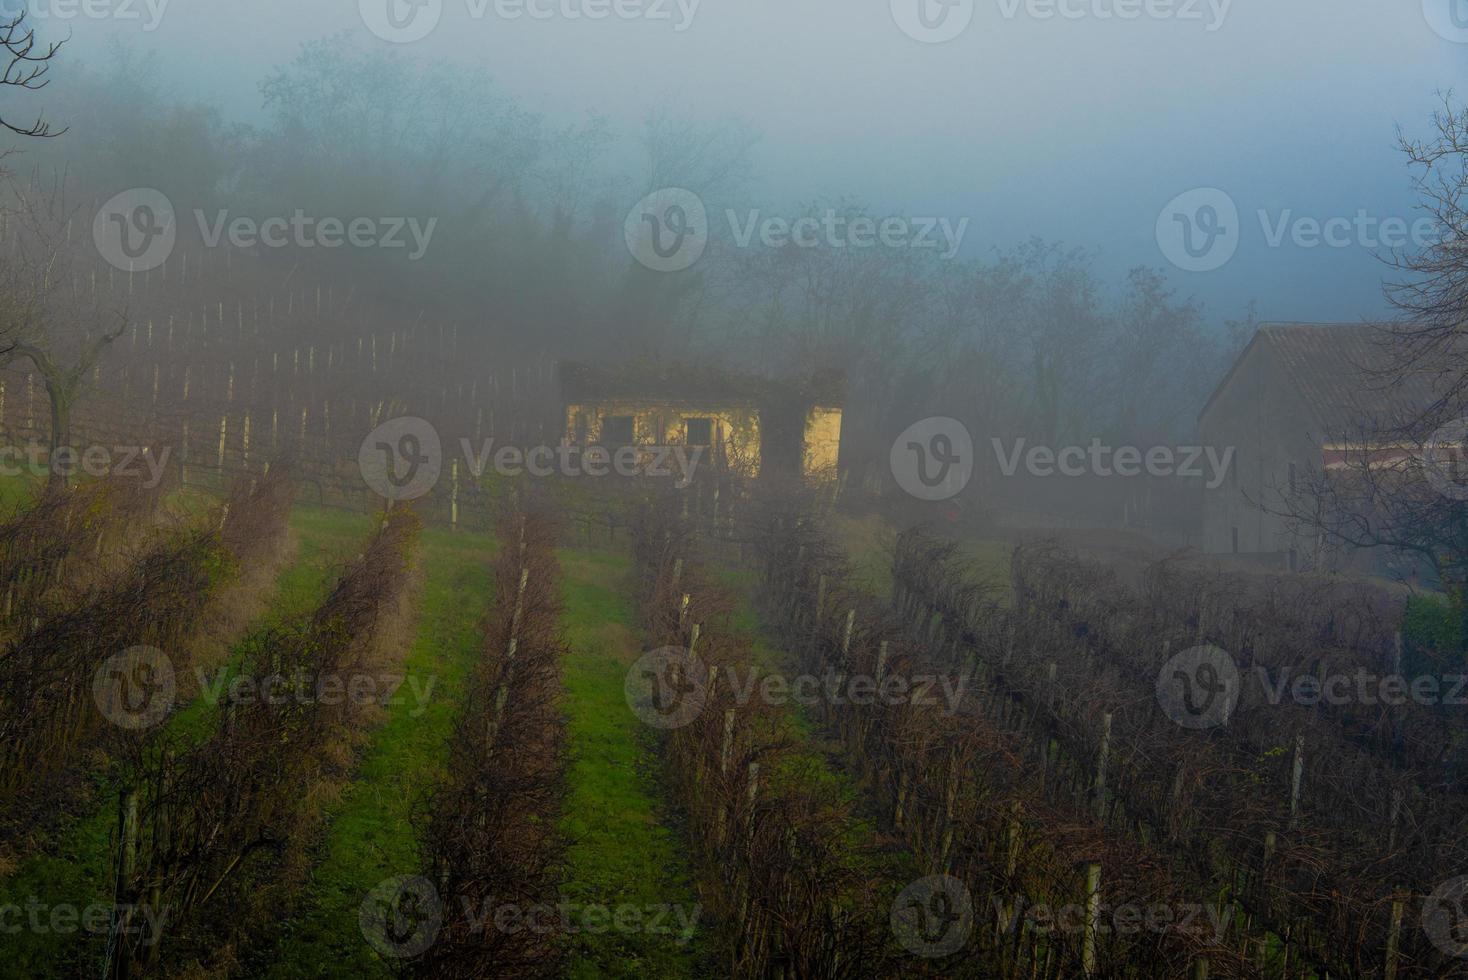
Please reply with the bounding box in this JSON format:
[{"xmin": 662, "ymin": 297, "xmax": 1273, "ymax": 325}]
[
  {"xmin": 450, "ymin": 459, "xmax": 459, "ymax": 531},
  {"xmin": 1082, "ymin": 861, "xmax": 1101, "ymax": 977},
  {"xmin": 1289, "ymin": 735, "xmax": 1305, "ymax": 829},
  {"xmin": 1094, "ymin": 712, "xmax": 1112, "ymax": 820},
  {"xmin": 745, "ymin": 761, "xmax": 760, "ymax": 847}
]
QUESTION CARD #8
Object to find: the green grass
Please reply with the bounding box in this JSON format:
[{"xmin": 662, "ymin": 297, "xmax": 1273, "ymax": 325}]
[
  {"xmin": 832, "ymin": 511, "xmax": 1013, "ymax": 604},
  {"xmin": 557, "ymin": 547, "xmax": 707, "ymax": 979},
  {"xmin": 0, "ymin": 503, "xmax": 372, "ymax": 979},
  {"xmin": 715, "ymin": 567, "xmax": 909, "ymax": 869},
  {"xmin": 261, "ymin": 526, "xmax": 497, "ymax": 978}
]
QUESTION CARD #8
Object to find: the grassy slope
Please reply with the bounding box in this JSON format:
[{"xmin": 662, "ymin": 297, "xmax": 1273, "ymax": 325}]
[
  {"xmin": 557, "ymin": 547, "xmax": 706, "ymax": 979},
  {"xmin": 262, "ymin": 526, "xmax": 496, "ymax": 978},
  {"xmin": 0, "ymin": 504, "xmax": 371, "ymax": 979}
]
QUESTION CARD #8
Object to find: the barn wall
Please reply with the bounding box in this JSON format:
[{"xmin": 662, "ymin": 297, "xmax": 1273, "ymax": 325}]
[{"xmin": 1197, "ymin": 339, "xmax": 1321, "ymax": 560}]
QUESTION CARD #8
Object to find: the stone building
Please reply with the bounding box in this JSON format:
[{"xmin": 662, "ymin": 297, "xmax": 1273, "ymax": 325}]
[{"xmin": 559, "ymin": 362, "xmax": 844, "ymax": 482}]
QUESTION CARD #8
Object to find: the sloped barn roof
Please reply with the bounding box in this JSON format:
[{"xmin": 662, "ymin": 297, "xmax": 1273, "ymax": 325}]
[{"xmin": 1200, "ymin": 322, "xmax": 1444, "ymax": 435}]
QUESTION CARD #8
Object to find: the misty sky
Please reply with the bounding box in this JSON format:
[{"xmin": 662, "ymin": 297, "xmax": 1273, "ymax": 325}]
[{"xmin": 21, "ymin": 0, "xmax": 1468, "ymax": 325}]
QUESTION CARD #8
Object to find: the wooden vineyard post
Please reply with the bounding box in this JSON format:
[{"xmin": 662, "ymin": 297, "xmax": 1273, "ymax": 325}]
[
  {"xmin": 107, "ymin": 787, "xmax": 141, "ymax": 979},
  {"xmin": 1081, "ymin": 861, "xmax": 1101, "ymax": 977},
  {"xmin": 1385, "ymin": 889, "xmax": 1405, "ymax": 980},
  {"xmin": 717, "ymin": 708, "xmax": 736, "ymax": 847},
  {"xmin": 835, "ymin": 609, "xmax": 855, "ymax": 728},
  {"xmin": 1289, "ymin": 735, "xmax": 1305, "ymax": 829},
  {"xmin": 450, "ymin": 459, "xmax": 459, "ymax": 531},
  {"xmin": 486, "ymin": 566, "xmax": 529, "ymax": 750},
  {"xmin": 745, "ymin": 761, "xmax": 760, "ymax": 847},
  {"xmin": 216, "ymin": 416, "xmax": 228, "ymax": 474}
]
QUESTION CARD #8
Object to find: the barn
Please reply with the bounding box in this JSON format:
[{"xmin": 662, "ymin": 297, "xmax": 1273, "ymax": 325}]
[{"xmin": 1196, "ymin": 321, "xmax": 1441, "ymax": 572}]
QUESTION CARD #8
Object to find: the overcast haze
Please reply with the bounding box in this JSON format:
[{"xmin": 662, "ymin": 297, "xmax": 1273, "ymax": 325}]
[{"xmin": 20, "ymin": 0, "xmax": 1462, "ymax": 323}]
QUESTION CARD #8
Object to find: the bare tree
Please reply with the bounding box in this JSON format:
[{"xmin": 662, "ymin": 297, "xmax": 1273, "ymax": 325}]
[
  {"xmin": 1260, "ymin": 101, "xmax": 1468, "ymax": 652},
  {"xmin": 0, "ymin": 177, "xmax": 127, "ymax": 492},
  {"xmin": 0, "ymin": 11, "xmax": 64, "ymax": 140},
  {"xmin": 1384, "ymin": 93, "xmax": 1468, "ymax": 431}
]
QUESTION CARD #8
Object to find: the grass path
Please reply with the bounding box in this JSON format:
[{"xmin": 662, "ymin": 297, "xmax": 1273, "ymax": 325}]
[
  {"xmin": 0, "ymin": 504, "xmax": 372, "ymax": 979},
  {"xmin": 557, "ymin": 547, "xmax": 707, "ymax": 979},
  {"xmin": 718, "ymin": 567, "xmax": 913, "ymax": 876},
  {"xmin": 260, "ymin": 526, "xmax": 496, "ymax": 979}
]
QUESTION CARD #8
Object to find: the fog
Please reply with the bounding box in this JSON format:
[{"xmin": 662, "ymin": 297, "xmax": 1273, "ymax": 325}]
[
  {"xmin": 26, "ymin": 0, "xmax": 1464, "ymax": 320},
  {"xmin": 5, "ymin": 4, "xmax": 1468, "ymax": 978}
]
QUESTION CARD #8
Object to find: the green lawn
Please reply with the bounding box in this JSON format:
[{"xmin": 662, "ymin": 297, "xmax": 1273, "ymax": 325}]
[
  {"xmin": 0, "ymin": 503, "xmax": 371, "ymax": 979},
  {"xmin": 261, "ymin": 525, "xmax": 497, "ymax": 978},
  {"xmin": 557, "ymin": 548, "xmax": 707, "ymax": 979}
]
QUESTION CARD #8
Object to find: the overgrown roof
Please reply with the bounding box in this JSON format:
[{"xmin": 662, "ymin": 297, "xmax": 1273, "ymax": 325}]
[{"xmin": 559, "ymin": 361, "xmax": 846, "ymax": 408}]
